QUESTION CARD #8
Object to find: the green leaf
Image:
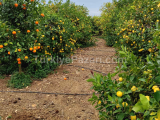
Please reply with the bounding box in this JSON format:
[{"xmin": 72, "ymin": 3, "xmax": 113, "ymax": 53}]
[
  {"xmin": 130, "ymin": 75, "xmax": 135, "ymax": 81},
  {"xmin": 158, "ymin": 109, "xmax": 160, "ymax": 120},
  {"xmin": 144, "ymin": 111, "xmax": 150, "ymax": 116},
  {"xmin": 17, "ymin": 42, "xmax": 21, "ymax": 46},
  {"xmin": 154, "ymin": 91, "xmax": 160, "ymax": 102},
  {"xmin": 92, "ymin": 101, "xmax": 96, "ymax": 105},
  {"xmin": 117, "ymin": 113, "xmax": 125, "ymax": 120},
  {"xmin": 14, "ymin": 48, "xmax": 17, "ymax": 52},
  {"xmin": 108, "ymin": 95, "xmax": 112, "ymax": 101},
  {"xmin": 139, "ymin": 94, "xmax": 149, "ymax": 110},
  {"xmin": 113, "ymin": 109, "xmax": 121, "ymax": 114},
  {"xmin": 150, "ymin": 112, "xmax": 156, "ymax": 116},
  {"xmin": 15, "ymin": 29, "xmax": 19, "ymax": 31},
  {"xmin": 139, "ymin": 78, "xmax": 146, "ymax": 82},
  {"xmin": 126, "ymin": 83, "xmax": 130, "ymax": 88},
  {"xmin": 4, "ymin": 33, "xmax": 8, "ymax": 36},
  {"xmin": 87, "ymin": 78, "xmax": 95, "ymax": 82},
  {"xmin": 88, "ymin": 98, "xmax": 93, "ymax": 101},
  {"xmin": 132, "ymin": 101, "xmax": 143, "ymax": 112},
  {"xmin": 119, "ymin": 51, "xmax": 127, "ymax": 57},
  {"xmin": 0, "ymin": 49, "xmax": 3, "ymax": 52},
  {"xmin": 149, "ymin": 83, "xmax": 155, "ymax": 89},
  {"xmin": 108, "ymin": 73, "xmax": 111, "ymax": 80},
  {"xmin": 9, "ymin": 42, "xmax": 13, "ymax": 44},
  {"xmin": 154, "ymin": 76, "xmax": 160, "ymax": 84},
  {"xmin": 21, "ymin": 42, "xmax": 24, "ymax": 46}
]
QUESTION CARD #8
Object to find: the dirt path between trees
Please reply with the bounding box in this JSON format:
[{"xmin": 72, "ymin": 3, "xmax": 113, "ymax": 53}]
[{"xmin": 0, "ymin": 37, "xmax": 118, "ymax": 120}]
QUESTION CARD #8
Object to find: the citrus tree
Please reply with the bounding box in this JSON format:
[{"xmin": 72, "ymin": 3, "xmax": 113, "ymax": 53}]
[
  {"xmin": 91, "ymin": 16, "xmax": 103, "ymax": 36},
  {"xmin": 88, "ymin": 0, "xmax": 160, "ymax": 119},
  {"xmin": 46, "ymin": 0, "xmax": 94, "ymax": 47},
  {"xmin": 0, "ymin": 0, "xmax": 94, "ymax": 88}
]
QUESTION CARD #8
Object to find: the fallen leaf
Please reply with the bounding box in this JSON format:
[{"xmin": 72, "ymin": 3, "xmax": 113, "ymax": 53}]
[{"xmin": 32, "ymin": 104, "xmax": 37, "ymax": 108}]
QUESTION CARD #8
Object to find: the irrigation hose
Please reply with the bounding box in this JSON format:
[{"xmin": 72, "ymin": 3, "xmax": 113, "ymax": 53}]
[{"xmin": 66, "ymin": 64, "xmax": 108, "ymax": 75}]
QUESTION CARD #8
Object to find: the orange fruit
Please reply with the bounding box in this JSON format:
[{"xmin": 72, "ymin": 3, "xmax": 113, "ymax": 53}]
[
  {"xmin": 24, "ymin": 56, "xmax": 28, "ymax": 60},
  {"xmin": 23, "ymin": 7, "xmax": 26, "ymax": 10},
  {"xmin": 37, "ymin": 46, "xmax": 40, "ymax": 49},
  {"xmin": 8, "ymin": 51, "xmax": 10, "ymax": 55},
  {"xmin": 0, "ymin": 45, "xmax": 3, "ymax": 48},
  {"xmin": 30, "ymin": 0, "xmax": 34, "ymax": 2},
  {"xmin": 36, "ymin": 29, "xmax": 39, "ymax": 32},
  {"xmin": 29, "ymin": 47, "xmax": 33, "ymax": 51},
  {"xmin": 33, "ymin": 50, "xmax": 36, "ymax": 53},
  {"xmin": 0, "ymin": 2, "xmax": 2, "ymax": 5},
  {"xmin": 18, "ymin": 61, "xmax": 21, "ymax": 64},
  {"xmin": 23, "ymin": 4, "xmax": 26, "ymax": 7},
  {"xmin": 64, "ymin": 78, "xmax": 67, "ymax": 80},
  {"xmin": 41, "ymin": 13, "xmax": 45, "ymax": 17},
  {"xmin": 17, "ymin": 58, "xmax": 21, "ymax": 61},
  {"xmin": 35, "ymin": 21, "xmax": 39, "ymax": 25},
  {"xmin": 34, "ymin": 46, "xmax": 37, "ymax": 50},
  {"xmin": 14, "ymin": 3, "xmax": 18, "ymax": 7},
  {"xmin": 12, "ymin": 31, "xmax": 16, "ymax": 35},
  {"xmin": 27, "ymin": 30, "xmax": 30, "ymax": 33},
  {"xmin": 18, "ymin": 49, "xmax": 21, "ymax": 52}
]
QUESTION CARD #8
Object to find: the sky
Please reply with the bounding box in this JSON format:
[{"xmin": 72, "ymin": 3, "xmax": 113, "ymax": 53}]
[{"xmin": 46, "ymin": 0, "xmax": 113, "ymax": 16}]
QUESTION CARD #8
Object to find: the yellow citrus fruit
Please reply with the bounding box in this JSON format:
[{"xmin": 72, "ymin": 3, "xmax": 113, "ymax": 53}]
[
  {"xmin": 131, "ymin": 86, "xmax": 137, "ymax": 92},
  {"xmin": 98, "ymin": 101, "xmax": 101, "ymax": 104},
  {"xmin": 146, "ymin": 96, "xmax": 150, "ymax": 101},
  {"xmin": 154, "ymin": 87, "xmax": 159, "ymax": 92},
  {"xmin": 149, "ymin": 75, "xmax": 152, "ymax": 79},
  {"xmin": 143, "ymin": 71, "xmax": 148, "ymax": 74},
  {"xmin": 122, "ymin": 102, "xmax": 128, "ymax": 107},
  {"xmin": 116, "ymin": 91, "xmax": 123, "ymax": 97},
  {"xmin": 119, "ymin": 77, "xmax": 123, "ymax": 82},
  {"xmin": 116, "ymin": 104, "xmax": 120, "ymax": 108},
  {"xmin": 131, "ymin": 115, "xmax": 136, "ymax": 120},
  {"xmin": 152, "ymin": 86, "xmax": 158, "ymax": 90},
  {"xmin": 147, "ymin": 70, "xmax": 152, "ymax": 73}
]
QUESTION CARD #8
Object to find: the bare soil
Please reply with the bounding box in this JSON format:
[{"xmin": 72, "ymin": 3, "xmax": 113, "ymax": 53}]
[{"xmin": 0, "ymin": 37, "xmax": 118, "ymax": 120}]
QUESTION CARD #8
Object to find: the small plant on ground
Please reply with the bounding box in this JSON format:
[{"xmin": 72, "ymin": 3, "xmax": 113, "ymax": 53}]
[{"xmin": 8, "ymin": 72, "xmax": 32, "ymax": 89}]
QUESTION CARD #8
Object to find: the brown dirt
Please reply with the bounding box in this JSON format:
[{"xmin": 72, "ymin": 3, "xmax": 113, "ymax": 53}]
[{"xmin": 0, "ymin": 37, "xmax": 118, "ymax": 120}]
